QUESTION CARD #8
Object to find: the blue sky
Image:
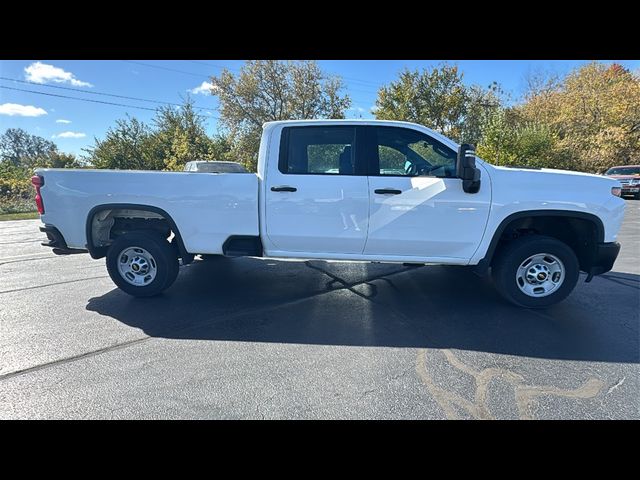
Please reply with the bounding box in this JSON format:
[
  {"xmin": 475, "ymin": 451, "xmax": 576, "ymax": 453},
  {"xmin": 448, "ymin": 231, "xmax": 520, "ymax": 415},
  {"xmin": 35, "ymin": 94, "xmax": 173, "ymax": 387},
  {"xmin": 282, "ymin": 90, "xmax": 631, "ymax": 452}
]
[{"xmin": 1, "ymin": 59, "xmax": 638, "ymax": 156}]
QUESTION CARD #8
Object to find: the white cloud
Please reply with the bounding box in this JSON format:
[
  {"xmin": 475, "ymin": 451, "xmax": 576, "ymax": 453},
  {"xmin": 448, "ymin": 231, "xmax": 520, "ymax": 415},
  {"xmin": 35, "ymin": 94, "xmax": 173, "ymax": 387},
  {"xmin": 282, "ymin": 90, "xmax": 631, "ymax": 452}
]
[
  {"xmin": 25, "ymin": 62, "xmax": 93, "ymax": 87},
  {"xmin": 56, "ymin": 119, "xmax": 72, "ymax": 124},
  {"xmin": 52, "ymin": 131, "xmax": 86, "ymax": 139},
  {"xmin": 188, "ymin": 81, "xmax": 217, "ymax": 95},
  {"xmin": 0, "ymin": 103, "xmax": 47, "ymax": 117}
]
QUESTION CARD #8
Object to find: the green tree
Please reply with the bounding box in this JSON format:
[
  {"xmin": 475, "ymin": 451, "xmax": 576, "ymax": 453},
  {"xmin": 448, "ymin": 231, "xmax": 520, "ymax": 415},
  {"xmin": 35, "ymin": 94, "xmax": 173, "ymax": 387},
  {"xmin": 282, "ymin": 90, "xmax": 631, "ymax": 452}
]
[
  {"xmin": 0, "ymin": 128, "xmax": 82, "ymax": 213},
  {"xmin": 48, "ymin": 151, "xmax": 82, "ymax": 168},
  {"xmin": 87, "ymin": 116, "xmax": 159, "ymax": 170},
  {"xmin": 374, "ymin": 65, "xmax": 503, "ymax": 144},
  {"xmin": 210, "ymin": 60, "xmax": 351, "ymax": 170},
  {"xmin": 208, "ymin": 133, "xmax": 234, "ymax": 162},
  {"xmin": 86, "ymin": 100, "xmax": 217, "ymax": 171},
  {"xmin": 0, "ymin": 128, "xmax": 59, "ymax": 169},
  {"xmin": 477, "ymin": 109, "xmax": 568, "ymax": 169},
  {"xmin": 152, "ymin": 99, "xmax": 215, "ymax": 171}
]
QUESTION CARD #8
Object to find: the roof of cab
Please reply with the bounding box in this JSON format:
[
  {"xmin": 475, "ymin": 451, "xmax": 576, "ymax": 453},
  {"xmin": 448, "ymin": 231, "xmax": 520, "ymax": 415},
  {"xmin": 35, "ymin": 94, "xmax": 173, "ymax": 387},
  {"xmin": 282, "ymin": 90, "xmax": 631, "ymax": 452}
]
[{"xmin": 261, "ymin": 119, "xmax": 459, "ymax": 150}]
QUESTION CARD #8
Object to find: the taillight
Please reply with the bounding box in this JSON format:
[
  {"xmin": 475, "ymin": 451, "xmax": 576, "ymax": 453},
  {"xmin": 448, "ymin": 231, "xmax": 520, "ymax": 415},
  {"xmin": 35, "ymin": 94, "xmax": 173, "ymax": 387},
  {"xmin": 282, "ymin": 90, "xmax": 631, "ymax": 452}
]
[{"xmin": 31, "ymin": 175, "xmax": 45, "ymax": 214}]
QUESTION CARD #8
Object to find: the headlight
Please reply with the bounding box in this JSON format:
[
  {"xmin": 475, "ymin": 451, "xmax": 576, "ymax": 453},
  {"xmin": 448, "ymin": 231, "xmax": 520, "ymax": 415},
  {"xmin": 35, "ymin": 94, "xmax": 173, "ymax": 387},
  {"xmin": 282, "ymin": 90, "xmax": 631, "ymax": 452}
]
[
  {"xmin": 631, "ymin": 179, "xmax": 640, "ymax": 185},
  {"xmin": 611, "ymin": 187, "xmax": 622, "ymax": 197}
]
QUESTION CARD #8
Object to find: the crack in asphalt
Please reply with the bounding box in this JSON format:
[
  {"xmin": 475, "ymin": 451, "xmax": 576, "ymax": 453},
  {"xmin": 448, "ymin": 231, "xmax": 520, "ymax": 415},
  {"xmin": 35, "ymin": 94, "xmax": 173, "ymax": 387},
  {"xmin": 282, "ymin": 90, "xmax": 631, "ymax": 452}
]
[
  {"xmin": 0, "ymin": 239, "xmax": 43, "ymax": 245},
  {"xmin": 0, "ymin": 275, "xmax": 111, "ymax": 295},
  {"xmin": 0, "ymin": 255, "xmax": 57, "ymax": 266},
  {"xmin": 0, "ymin": 337, "xmax": 150, "ymax": 381}
]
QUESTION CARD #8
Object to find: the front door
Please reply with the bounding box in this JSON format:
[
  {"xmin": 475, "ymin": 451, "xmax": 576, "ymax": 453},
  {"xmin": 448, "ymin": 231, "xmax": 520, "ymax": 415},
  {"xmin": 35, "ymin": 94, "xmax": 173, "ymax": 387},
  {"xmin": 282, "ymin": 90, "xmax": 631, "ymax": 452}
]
[
  {"xmin": 363, "ymin": 126, "xmax": 491, "ymax": 260},
  {"xmin": 265, "ymin": 125, "xmax": 369, "ymax": 254}
]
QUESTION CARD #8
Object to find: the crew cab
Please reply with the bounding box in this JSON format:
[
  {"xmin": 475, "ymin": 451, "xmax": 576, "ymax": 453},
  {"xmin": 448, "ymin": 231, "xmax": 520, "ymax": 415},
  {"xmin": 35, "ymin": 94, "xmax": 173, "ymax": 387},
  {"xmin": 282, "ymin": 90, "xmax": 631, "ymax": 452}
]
[{"xmin": 33, "ymin": 120, "xmax": 625, "ymax": 308}]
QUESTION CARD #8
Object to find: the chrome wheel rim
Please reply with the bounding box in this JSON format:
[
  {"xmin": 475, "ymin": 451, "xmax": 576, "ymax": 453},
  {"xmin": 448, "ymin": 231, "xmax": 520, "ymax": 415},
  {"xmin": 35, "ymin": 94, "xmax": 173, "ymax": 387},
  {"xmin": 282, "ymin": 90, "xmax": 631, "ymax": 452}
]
[
  {"xmin": 117, "ymin": 246, "xmax": 157, "ymax": 287},
  {"xmin": 515, "ymin": 253, "xmax": 565, "ymax": 298}
]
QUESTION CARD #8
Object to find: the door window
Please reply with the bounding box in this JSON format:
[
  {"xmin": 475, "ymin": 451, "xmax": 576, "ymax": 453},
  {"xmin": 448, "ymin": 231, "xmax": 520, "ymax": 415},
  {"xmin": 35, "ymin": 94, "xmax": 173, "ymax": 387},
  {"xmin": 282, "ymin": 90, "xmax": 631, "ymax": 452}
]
[
  {"xmin": 279, "ymin": 126, "xmax": 360, "ymax": 175},
  {"xmin": 371, "ymin": 127, "xmax": 457, "ymax": 178}
]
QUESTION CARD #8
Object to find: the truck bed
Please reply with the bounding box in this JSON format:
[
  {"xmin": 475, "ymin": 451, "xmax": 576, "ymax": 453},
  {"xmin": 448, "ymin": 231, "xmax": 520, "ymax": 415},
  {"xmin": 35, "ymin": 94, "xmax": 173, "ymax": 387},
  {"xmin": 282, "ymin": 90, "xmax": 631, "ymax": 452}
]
[{"xmin": 36, "ymin": 169, "xmax": 259, "ymax": 254}]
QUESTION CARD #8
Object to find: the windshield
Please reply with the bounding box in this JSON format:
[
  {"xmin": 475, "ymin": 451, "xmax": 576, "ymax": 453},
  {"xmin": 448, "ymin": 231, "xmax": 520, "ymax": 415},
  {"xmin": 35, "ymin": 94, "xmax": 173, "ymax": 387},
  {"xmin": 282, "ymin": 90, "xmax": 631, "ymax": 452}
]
[{"xmin": 605, "ymin": 166, "xmax": 640, "ymax": 176}]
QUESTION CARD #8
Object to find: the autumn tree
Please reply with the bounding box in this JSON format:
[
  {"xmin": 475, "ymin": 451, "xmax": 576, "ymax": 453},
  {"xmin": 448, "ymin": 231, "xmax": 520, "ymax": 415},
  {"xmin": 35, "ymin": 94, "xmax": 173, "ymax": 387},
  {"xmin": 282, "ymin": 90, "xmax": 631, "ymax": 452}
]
[
  {"xmin": 374, "ymin": 65, "xmax": 503, "ymax": 144},
  {"xmin": 210, "ymin": 60, "xmax": 351, "ymax": 170},
  {"xmin": 518, "ymin": 62, "xmax": 640, "ymax": 172}
]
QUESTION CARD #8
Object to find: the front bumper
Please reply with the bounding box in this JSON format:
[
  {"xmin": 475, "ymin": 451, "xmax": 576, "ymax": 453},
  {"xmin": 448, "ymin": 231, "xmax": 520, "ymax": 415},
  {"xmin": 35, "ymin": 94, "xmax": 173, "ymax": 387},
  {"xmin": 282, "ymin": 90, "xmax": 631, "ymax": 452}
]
[
  {"xmin": 40, "ymin": 224, "xmax": 87, "ymax": 255},
  {"xmin": 585, "ymin": 241, "xmax": 620, "ymax": 281},
  {"xmin": 621, "ymin": 186, "xmax": 639, "ymax": 194}
]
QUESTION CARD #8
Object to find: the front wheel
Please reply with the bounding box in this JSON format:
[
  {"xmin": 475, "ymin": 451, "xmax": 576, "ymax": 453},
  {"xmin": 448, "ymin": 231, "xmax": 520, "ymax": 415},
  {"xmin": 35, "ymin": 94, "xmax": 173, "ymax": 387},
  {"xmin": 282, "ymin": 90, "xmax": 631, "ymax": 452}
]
[
  {"xmin": 492, "ymin": 235, "xmax": 579, "ymax": 308},
  {"xmin": 106, "ymin": 231, "xmax": 179, "ymax": 297}
]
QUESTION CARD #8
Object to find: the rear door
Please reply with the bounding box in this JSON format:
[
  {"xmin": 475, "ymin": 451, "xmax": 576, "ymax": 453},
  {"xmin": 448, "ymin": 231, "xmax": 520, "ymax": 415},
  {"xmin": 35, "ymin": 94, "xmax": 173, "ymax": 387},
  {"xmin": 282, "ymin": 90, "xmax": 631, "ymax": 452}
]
[
  {"xmin": 363, "ymin": 125, "xmax": 491, "ymax": 260},
  {"xmin": 264, "ymin": 125, "xmax": 370, "ymax": 254}
]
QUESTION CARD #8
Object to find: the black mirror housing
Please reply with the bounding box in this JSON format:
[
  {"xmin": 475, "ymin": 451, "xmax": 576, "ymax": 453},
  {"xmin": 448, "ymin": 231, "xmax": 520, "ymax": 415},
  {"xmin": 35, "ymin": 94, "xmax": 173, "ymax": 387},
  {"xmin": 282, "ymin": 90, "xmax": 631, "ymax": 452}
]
[{"xmin": 457, "ymin": 143, "xmax": 481, "ymax": 193}]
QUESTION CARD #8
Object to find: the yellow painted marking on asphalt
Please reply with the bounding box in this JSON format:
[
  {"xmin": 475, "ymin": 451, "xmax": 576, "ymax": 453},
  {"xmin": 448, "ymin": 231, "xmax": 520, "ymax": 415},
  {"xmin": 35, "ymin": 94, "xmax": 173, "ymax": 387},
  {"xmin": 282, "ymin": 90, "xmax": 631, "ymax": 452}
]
[{"xmin": 416, "ymin": 349, "xmax": 604, "ymax": 420}]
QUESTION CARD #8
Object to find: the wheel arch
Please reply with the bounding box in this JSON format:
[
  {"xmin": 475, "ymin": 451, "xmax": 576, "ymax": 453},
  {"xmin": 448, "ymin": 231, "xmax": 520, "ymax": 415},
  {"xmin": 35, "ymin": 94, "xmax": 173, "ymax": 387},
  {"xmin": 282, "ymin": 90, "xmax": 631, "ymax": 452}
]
[
  {"xmin": 477, "ymin": 210, "xmax": 605, "ymax": 274},
  {"xmin": 85, "ymin": 203, "xmax": 191, "ymax": 262}
]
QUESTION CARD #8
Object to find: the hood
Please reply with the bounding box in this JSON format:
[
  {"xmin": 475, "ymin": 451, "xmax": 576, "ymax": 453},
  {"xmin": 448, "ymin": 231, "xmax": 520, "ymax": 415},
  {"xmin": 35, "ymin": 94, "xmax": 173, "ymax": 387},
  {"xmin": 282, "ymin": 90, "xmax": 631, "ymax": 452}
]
[
  {"xmin": 490, "ymin": 165, "xmax": 609, "ymax": 180},
  {"xmin": 606, "ymin": 174, "xmax": 640, "ymax": 181},
  {"xmin": 485, "ymin": 164, "xmax": 621, "ymax": 191}
]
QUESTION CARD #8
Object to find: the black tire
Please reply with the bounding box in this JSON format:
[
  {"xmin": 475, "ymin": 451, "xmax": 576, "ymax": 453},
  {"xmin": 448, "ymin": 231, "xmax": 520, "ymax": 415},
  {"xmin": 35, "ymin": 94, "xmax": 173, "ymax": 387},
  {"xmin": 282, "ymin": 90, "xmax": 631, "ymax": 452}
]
[
  {"xmin": 634, "ymin": 192, "xmax": 640, "ymax": 200},
  {"xmin": 492, "ymin": 235, "xmax": 579, "ymax": 308},
  {"xmin": 106, "ymin": 231, "xmax": 179, "ymax": 297}
]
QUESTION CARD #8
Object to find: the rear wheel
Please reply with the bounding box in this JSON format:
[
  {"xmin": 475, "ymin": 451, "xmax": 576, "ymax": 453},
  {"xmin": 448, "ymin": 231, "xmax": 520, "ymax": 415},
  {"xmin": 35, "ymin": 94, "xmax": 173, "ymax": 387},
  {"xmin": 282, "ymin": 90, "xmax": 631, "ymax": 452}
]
[
  {"xmin": 492, "ymin": 235, "xmax": 579, "ymax": 308},
  {"xmin": 106, "ymin": 231, "xmax": 179, "ymax": 297}
]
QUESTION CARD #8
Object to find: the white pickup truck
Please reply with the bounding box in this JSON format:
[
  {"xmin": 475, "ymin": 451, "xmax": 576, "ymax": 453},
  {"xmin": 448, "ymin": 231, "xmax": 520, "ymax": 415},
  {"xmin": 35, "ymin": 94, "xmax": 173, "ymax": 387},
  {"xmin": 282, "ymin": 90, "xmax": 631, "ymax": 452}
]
[{"xmin": 33, "ymin": 120, "xmax": 625, "ymax": 308}]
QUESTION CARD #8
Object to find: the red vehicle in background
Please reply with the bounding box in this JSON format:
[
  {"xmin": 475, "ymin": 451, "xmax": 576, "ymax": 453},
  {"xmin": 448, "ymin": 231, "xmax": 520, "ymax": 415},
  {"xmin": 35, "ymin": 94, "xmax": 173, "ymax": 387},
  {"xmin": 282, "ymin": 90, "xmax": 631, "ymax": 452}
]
[{"xmin": 604, "ymin": 165, "xmax": 640, "ymax": 199}]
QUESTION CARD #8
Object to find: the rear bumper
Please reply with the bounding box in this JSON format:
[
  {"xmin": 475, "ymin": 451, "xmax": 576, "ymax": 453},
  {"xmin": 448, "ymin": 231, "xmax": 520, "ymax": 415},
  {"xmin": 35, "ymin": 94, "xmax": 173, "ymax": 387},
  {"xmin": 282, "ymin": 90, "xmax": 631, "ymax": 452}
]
[
  {"xmin": 40, "ymin": 224, "xmax": 87, "ymax": 255},
  {"xmin": 586, "ymin": 241, "xmax": 620, "ymax": 280}
]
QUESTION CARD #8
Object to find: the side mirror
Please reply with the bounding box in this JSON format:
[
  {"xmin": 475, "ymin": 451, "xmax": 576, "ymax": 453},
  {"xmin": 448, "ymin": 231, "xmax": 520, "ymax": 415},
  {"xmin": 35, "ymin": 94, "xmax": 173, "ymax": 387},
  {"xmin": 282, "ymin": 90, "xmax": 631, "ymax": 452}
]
[{"xmin": 456, "ymin": 143, "xmax": 481, "ymax": 194}]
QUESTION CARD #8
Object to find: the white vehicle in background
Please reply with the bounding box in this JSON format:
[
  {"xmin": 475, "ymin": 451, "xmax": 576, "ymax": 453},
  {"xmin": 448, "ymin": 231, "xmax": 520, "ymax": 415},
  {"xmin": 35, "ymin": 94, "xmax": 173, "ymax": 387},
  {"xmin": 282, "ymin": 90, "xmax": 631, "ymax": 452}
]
[
  {"xmin": 184, "ymin": 160, "xmax": 247, "ymax": 173},
  {"xmin": 33, "ymin": 120, "xmax": 625, "ymax": 308}
]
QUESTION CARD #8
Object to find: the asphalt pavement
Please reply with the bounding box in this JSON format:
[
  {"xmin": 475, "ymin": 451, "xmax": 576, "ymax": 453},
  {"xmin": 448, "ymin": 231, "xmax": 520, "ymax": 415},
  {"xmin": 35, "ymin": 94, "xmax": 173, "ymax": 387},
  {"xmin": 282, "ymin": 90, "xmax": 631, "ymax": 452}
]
[{"xmin": 1, "ymin": 201, "xmax": 638, "ymax": 419}]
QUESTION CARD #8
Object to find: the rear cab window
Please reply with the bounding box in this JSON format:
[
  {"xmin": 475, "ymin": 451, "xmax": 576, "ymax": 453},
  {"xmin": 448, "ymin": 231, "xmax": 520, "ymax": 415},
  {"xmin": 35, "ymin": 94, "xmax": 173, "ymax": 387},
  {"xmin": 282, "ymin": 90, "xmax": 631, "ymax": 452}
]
[{"xmin": 279, "ymin": 126, "xmax": 364, "ymax": 175}]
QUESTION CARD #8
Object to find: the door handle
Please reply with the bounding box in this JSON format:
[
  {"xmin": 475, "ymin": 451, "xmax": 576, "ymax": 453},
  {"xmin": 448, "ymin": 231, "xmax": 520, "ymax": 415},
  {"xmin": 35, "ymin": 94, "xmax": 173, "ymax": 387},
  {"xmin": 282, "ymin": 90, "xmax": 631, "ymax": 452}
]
[
  {"xmin": 271, "ymin": 186, "xmax": 297, "ymax": 192},
  {"xmin": 374, "ymin": 188, "xmax": 402, "ymax": 195}
]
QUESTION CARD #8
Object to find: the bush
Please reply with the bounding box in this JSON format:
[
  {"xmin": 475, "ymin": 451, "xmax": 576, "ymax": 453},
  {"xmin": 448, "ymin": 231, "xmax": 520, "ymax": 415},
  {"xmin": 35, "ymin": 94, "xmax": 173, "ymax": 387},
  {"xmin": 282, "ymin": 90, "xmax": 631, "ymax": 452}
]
[
  {"xmin": 0, "ymin": 164, "xmax": 35, "ymax": 214},
  {"xmin": 0, "ymin": 196, "xmax": 36, "ymax": 214}
]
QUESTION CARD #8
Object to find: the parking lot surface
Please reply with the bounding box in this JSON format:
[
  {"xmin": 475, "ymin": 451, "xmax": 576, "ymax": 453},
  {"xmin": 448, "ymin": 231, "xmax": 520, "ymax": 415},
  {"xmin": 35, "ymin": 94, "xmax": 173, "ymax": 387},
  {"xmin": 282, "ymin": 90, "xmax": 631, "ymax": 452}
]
[{"xmin": 0, "ymin": 201, "xmax": 638, "ymax": 419}]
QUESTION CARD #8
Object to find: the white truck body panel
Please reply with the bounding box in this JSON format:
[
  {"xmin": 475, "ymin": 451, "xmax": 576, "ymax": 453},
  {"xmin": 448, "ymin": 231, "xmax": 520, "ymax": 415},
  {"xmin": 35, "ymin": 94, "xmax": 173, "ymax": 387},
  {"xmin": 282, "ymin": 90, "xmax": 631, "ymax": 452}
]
[{"xmin": 38, "ymin": 169, "xmax": 259, "ymax": 253}]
